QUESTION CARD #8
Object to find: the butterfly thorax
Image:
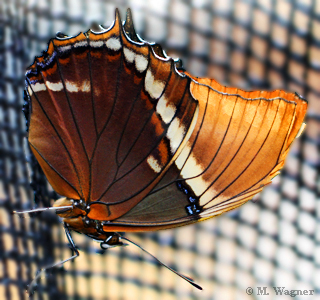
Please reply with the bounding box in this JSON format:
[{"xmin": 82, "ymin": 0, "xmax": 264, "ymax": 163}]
[{"xmin": 53, "ymin": 197, "xmax": 120, "ymax": 242}]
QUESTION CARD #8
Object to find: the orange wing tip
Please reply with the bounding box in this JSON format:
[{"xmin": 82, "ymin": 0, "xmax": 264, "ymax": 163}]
[
  {"xmin": 270, "ymin": 171, "xmax": 281, "ymax": 180},
  {"xmin": 296, "ymin": 122, "xmax": 306, "ymax": 138},
  {"xmin": 294, "ymin": 91, "xmax": 308, "ymax": 103}
]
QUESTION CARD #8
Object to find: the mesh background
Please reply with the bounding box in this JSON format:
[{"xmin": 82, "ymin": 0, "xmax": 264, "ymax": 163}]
[{"xmin": 0, "ymin": 0, "xmax": 319, "ymax": 300}]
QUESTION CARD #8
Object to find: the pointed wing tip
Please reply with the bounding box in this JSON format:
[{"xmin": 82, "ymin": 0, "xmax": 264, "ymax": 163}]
[
  {"xmin": 123, "ymin": 8, "xmax": 143, "ymax": 43},
  {"xmin": 296, "ymin": 122, "xmax": 307, "ymax": 139},
  {"xmin": 126, "ymin": 7, "xmax": 133, "ymax": 19},
  {"xmin": 115, "ymin": 8, "xmax": 121, "ymax": 22},
  {"xmin": 56, "ymin": 31, "xmax": 69, "ymax": 39},
  {"xmin": 294, "ymin": 91, "xmax": 308, "ymax": 104},
  {"xmin": 124, "ymin": 8, "xmax": 133, "ymax": 27}
]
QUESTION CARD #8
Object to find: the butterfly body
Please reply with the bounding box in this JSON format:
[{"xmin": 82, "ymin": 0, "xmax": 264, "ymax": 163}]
[{"xmin": 25, "ymin": 9, "xmax": 307, "ymax": 242}]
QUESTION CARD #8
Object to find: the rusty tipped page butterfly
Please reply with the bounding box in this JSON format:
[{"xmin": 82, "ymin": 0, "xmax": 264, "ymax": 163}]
[{"xmin": 23, "ymin": 8, "xmax": 307, "ymax": 291}]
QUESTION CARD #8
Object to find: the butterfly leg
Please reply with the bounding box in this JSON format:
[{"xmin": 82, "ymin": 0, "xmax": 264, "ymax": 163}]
[
  {"xmin": 64, "ymin": 222, "xmax": 80, "ymax": 258},
  {"xmin": 27, "ymin": 223, "xmax": 79, "ymax": 295}
]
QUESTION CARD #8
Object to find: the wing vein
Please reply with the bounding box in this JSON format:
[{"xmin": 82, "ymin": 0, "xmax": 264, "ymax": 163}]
[
  {"xmin": 205, "ymin": 98, "xmax": 284, "ymax": 204},
  {"xmin": 97, "ymin": 81, "xmax": 190, "ymax": 203},
  {"xmin": 30, "ymin": 143, "xmax": 81, "ymax": 197},
  {"xmin": 115, "ymin": 50, "xmax": 151, "ymax": 168},
  {"xmin": 198, "ymin": 95, "xmax": 261, "ymax": 197},
  {"xmin": 115, "ymin": 83, "xmax": 147, "ymax": 168},
  {"xmin": 89, "ymin": 39, "xmax": 124, "ymax": 164},
  {"xmin": 54, "ymin": 47, "xmax": 90, "ymax": 162},
  {"xmin": 27, "ymin": 79, "xmax": 84, "ymax": 199},
  {"xmin": 86, "ymin": 39, "xmax": 98, "ymax": 202}
]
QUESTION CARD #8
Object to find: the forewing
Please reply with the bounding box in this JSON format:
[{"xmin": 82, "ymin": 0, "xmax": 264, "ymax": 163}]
[
  {"xmin": 25, "ymin": 12, "xmax": 198, "ymax": 220},
  {"xmin": 110, "ymin": 75, "xmax": 307, "ymax": 231}
]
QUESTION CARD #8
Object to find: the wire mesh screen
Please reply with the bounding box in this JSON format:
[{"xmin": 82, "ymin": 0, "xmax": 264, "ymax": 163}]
[{"xmin": 0, "ymin": 0, "xmax": 319, "ymax": 299}]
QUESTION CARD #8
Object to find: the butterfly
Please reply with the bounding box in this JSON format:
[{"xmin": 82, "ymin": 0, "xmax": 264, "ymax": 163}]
[{"xmin": 23, "ymin": 8, "xmax": 307, "ymax": 290}]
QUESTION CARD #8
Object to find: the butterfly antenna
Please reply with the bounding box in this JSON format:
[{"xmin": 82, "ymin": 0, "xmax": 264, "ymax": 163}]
[
  {"xmin": 27, "ymin": 223, "xmax": 79, "ymax": 295},
  {"xmin": 120, "ymin": 235, "xmax": 203, "ymax": 290},
  {"xmin": 13, "ymin": 206, "xmax": 73, "ymax": 218}
]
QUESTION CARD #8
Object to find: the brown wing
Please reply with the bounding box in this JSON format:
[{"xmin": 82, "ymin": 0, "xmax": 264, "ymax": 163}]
[
  {"xmin": 25, "ymin": 10, "xmax": 198, "ymax": 221},
  {"xmin": 26, "ymin": 9, "xmax": 307, "ymax": 232},
  {"xmin": 109, "ymin": 74, "xmax": 307, "ymax": 231}
]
